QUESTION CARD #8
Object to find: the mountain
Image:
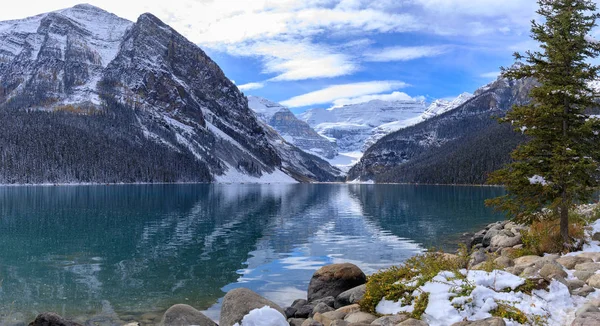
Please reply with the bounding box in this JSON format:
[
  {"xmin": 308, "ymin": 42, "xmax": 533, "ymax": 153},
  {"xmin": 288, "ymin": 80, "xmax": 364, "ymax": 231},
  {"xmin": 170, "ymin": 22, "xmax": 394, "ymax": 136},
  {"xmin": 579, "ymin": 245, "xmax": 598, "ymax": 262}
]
[
  {"xmin": 348, "ymin": 78, "xmax": 535, "ymax": 184},
  {"xmin": 0, "ymin": 4, "xmax": 341, "ymax": 184},
  {"xmin": 421, "ymin": 92, "xmax": 474, "ymax": 119},
  {"xmin": 299, "ymin": 99, "xmax": 428, "ymax": 154},
  {"xmin": 247, "ymin": 96, "xmax": 337, "ymax": 159}
]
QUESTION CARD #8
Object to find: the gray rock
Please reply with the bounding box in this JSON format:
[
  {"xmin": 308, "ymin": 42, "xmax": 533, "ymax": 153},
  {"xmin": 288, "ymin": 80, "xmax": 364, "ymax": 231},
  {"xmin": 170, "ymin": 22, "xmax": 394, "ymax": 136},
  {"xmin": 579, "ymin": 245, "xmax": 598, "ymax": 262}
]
[
  {"xmin": 398, "ymin": 318, "xmax": 429, "ymax": 326},
  {"xmin": 322, "ymin": 310, "xmax": 348, "ymax": 321},
  {"xmin": 577, "ymin": 253, "xmax": 600, "ymax": 262},
  {"xmin": 494, "ymin": 256, "xmax": 514, "ymax": 268},
  {"xmin": 571, "ymin": 312, "xmax": 600, "ymax": 326},
  {"xmin": 28, "ymin": 313, "xmax": 82, "ymax": 326},
  {"xmin": 471, "ymin": 229, "xmax": 487, "ymax": 247},
  {"xmin": 371, "ymin": 315, "xmax": 410, "ymax": 325},
  {"xmin": 343, "ymin": 312, "xmax": 377, "ymax": 324},
  {"xmin": 292, "ymin": 299, "xmax": 309, "ymax": 310},
  {"xmin": 301, "ymin": 318, "xmax": 324, "ymax": 326},
  {"xmin": 568, "ymin": 279, "xmax": 587, "ymax": 291},
  {"xmin": 482, "ymin": 228, "xmax": 501, "ymax": 247},
  {"xmin": 575, "ymin": 263, "xmax": 600, "ymax": 273},
  {"xmin": 539, "ymin": 263, "xmax": 567, "ymax": 280},
  {"xmin": 286, "ymin": 307, "xmax": 298, "ymax": 318},
  {"xmin": 289, "ymin": 318, "xmax": 307, "ymax": 326},
  {"xmin": 490, "ymin": 234, "xmax": 522, "ymax": 248},
  {"xmin": 575, "ymin": 271, "xmax": 595, "ymax": 282},
  {"xmin": 312, "ymin": 303, "xmax": 334, "ymax": 317},
  {"xmin": 556, "ymin": 256, "xmax": 594, "ymax": 269},
  {"xmin": 330, "ymin": 321, "xmax": 349, "ymax": 326},
  {"xmin": 576, "ymin": 303, "xmax": 600, "ymax": 317},
  {"xmin": 587, "ymin": 274, "xmax": 600, "ymax": 289},
  {"xmin": 312, "ymin": 296, "xmax": 335, "ymax": 308},
  {"xmin": 295, "ymin": 305, "xmax": 315, "ymax": 319},
  {"xmin": 451, "ymin": 317, "xmax": 506, "ymax": 326},
  {"xmin": 219, "ymin": 288, "xmax": 285, "ymax": 326},
  {"xmin": 160, "ymin": 304, "xmax": 216, "ymax": 326},
  {"xmin": 470, "ymin": 249, "xmax": 487, "ymax": 267},
  {"xmin": 592, "ymin": 232, "xmax": 600, "ymax": 241},
  {"xmin": 334, "ymin": 284, "xmax": 366, "ymax": 309},
  {"xmin": 573, "ymin": 285, "xmax": 596, "ymax": 297},
  {"xmin": 307, "ymin": 264, "xmax": 366, "ymax": 302}
]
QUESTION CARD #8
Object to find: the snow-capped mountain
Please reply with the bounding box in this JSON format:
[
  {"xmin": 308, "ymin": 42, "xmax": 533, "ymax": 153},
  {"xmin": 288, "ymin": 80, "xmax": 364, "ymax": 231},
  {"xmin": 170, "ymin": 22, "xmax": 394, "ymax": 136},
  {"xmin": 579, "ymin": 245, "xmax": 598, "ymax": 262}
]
[
  {"xmin": 421, "ymin": 92, "xmax": 474, "ymax": 119},
  {"xmin": 299, "ymin": 99, "xmax": 428, "ymax": 154},
  {"xmin": 248, "ymin": 96, "xmax": 337, "ymax": 159},
  {"xmin": 0, "ymin": 4, "xmax": 341, "ymax": 183},
  {"xmin": 348, "ymin": 77, "xmax": 535, "ymax": 184}
]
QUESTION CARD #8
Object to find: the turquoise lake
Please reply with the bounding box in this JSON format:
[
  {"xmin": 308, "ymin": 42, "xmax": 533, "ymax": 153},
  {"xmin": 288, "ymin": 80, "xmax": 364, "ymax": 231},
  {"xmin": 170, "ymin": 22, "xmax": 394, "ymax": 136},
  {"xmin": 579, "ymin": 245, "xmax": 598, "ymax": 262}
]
[{"xmin": 0, "ymin": 184, "xmax": 506, "ymax": 325}]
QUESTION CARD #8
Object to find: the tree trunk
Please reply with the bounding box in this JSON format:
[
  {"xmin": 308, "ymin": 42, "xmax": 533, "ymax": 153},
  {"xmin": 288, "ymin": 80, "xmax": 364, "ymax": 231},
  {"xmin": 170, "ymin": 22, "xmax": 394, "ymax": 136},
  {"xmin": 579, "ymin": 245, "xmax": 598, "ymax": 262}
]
[{"xmin": 560, "ymin": 189, "xmax": 570, "ymax": 245}]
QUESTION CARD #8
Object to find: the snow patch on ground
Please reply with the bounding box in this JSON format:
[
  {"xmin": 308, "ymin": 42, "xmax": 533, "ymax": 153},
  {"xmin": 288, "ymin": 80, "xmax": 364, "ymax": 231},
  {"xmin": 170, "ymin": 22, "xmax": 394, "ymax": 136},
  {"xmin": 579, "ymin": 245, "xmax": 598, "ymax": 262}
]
[{"xmin": 233, "ymin": 306, "xmax": 288, "ymax": 326}]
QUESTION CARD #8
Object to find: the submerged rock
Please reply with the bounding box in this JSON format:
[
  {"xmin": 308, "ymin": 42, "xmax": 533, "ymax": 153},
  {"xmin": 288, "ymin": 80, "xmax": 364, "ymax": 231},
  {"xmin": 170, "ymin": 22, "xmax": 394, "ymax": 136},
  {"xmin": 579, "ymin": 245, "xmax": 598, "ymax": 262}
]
[{"xmin": 28, "ymin": 313, "xmax": 83, "ymax": 326}]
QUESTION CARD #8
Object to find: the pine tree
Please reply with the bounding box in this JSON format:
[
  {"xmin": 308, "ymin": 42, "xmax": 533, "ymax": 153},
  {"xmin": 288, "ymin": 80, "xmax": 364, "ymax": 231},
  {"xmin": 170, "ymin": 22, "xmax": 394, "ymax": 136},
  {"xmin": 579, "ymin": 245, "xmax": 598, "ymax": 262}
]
[{"xmin": 487, "ymin": 0, "xmax": 600, "ymax": 248}]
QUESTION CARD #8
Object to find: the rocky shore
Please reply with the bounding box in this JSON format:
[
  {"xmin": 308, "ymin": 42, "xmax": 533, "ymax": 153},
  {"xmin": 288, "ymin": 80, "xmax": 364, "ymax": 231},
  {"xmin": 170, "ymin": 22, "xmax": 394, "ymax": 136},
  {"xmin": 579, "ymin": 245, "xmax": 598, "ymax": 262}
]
[{"xmin": 24, "ymin": 207, "xmax": 600, "ymax": 326}]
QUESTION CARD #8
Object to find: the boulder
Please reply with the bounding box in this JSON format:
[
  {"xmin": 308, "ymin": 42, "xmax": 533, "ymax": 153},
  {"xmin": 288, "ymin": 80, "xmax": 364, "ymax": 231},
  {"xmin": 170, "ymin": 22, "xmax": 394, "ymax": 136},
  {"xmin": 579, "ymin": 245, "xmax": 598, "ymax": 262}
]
[
  {"xmin": 219, "ymin": 288, "xmax": 285, "ymax": 326},
  {"xmin": 572, "ymin": 285, "xmax": 596, "ymax": 297},
  {"xmin": 577, "ymin": 252, "xmax": 600, "ymax": 262},
  {"xmin": 343, "ymin": 312, "xmax": 377, "ymax": 324},
  {"xmin": 513, "ymin": 255, "xmax": 543, "ymax": 267},
  {"xmin": 313, "ymin": 313, "xmax": 332, "ymax": 326},
  {"xmin": 539, "ymin": 263, "xmax": 567, "ymax": 280},
  {"xmin": 586, "ymin": 274, "xmax": 600, "ymax": 289},
  {"xmin": 568, "ymin": 279, "xmax": 587, "ymax": 291},
  {"xmin": 556, "ymin": 256, "xmax": 594, "ymax": 269},
  {"xmin": 571, "ymin": 312, "xmax": 600, "ymax": 326},
  {"xmin": 494, "ymin": 256, "xmax": 514, "ymax": 268},
  {"xmin": 482, "ymin": 228, "xmax": 501, "ymax": 247},
  {"xmin": 372, "ymin": 315, "xmax": 410, "ymax": 325},
  {"xmin": 471, "ymin": 230, "xmax": 486, "ymax": 247},
  {"xmin": 470, "ymin": 249, "xmax": 487, "ymax": 267},
  {"xmin": 285, "ymin": 307, "xmax": 298, "ymax": 318},
  {"xmin": 398, "ymin": 319, "xmax": 429, "ymax": 326},
  {"xmin": 335, "ymin": 304, "xmax": 360, "ymax": 315},
  {"xmin": 575, "ymin": 271, "xmax": 595, "ymax": 282},
  {"xmin": 292, "ymin": 299, "xmax": 309, "ymax": 310},
  {"xmin": 490, "ymin": 234, "xmax": 522, "ymax": 249},
  {"xmin": 451, "ymin": 317, "xmax": 506, "ymax": 326},
  {"xmin": 289, "ymin": 318, "xmax": 307, "ymax": 326},
  {"xmin": 575, "ymin": 263, "xmax": 600, "ymax": 273},
  {"xmin": 160, "ymin": 304, "xmax": 216, "ymax": 326},
  {"xmin": 28, "ymin": 313, "xmax": 82, "ymax": 326},
  {"xmin": 330, "ymin": 321, "xmax": 349, "ymax": 326},
  {"xmin": 301, "ymin": 318, "xmax": 323, "ymax": 326},
  {"xmin": 295, "ymin": 305, "xmax": 315, "ymax": 319},
  {"xmin": 576, "ymin": 303, "xmax": 600, "ymax": 317},
  {"xmin": 307, "ymin": 264, "xmax": 366, "ymax": 302},
  {"xmin": 592, "ymin": 232, "xmax": 600, "ymax": 241},
  {"xmin": 321, "ymin": 310, "xmax": 347, "ymax": 321},
  {"xmin": 334, "ymin": 284, "xmax": 366, "ymax": 309},
  {"xmin": 312, "ymin": 303, "xmax": 334, "ymax": 317},
  {"xmin": 312, "ymin": 296, "xmax": 335, "ymax": 308}
]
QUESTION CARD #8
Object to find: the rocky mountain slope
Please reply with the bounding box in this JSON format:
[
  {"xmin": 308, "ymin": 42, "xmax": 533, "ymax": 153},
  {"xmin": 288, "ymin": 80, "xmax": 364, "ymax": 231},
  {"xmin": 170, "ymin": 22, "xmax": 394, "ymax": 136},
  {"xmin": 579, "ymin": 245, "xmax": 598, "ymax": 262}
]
[
  {"xmin": 0, "ymin": 4, "xmax": 341, "ymax": 183},
  {"xmin": 248, "ymin": 96, "xmax": 337, "ymax": 159},
  {"xmin": 348, "ymin": 78, "xmax": 535, "ymax": 184}
]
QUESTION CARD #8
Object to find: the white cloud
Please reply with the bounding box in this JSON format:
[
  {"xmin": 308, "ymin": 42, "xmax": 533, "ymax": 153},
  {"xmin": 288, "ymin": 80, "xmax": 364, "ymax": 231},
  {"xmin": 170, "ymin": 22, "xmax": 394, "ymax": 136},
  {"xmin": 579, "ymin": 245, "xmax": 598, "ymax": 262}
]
[
  {"xmin": 332, "ymin": 91, "xmax": 422, "ymax": 107},
  {"xmin": 223, "ymin": 40, "xmax": 358, "ymax": 81},
  {"xmin": 238, "ymin": 82, "xmax": 265, "ymax": 91},
  {"xmin": 480, "ymin": 71, "xmax": 500, "ymax": 79},
  {"xmin": 280, "ymin": 81, "xmax": 409, "ymax": 108},
  {"xmin": 364, "ymin": 46, "xmax": 449, "ymax": 62}
]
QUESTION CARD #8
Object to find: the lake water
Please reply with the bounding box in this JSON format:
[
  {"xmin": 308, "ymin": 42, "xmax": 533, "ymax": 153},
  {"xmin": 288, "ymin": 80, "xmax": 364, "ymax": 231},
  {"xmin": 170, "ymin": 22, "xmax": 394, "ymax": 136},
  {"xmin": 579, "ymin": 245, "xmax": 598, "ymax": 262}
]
[{"xmin": 0, "ymin": 184, "xmax": 505, "ymax": 325}]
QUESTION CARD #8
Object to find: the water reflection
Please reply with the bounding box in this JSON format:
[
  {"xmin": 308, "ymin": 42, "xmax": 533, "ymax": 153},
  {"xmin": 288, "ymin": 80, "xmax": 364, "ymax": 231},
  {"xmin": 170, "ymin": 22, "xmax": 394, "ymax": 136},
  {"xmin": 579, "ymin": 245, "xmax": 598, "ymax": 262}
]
[{"xmin": 0, "ymin": 184, "xmax": 504, "ymax": 324}]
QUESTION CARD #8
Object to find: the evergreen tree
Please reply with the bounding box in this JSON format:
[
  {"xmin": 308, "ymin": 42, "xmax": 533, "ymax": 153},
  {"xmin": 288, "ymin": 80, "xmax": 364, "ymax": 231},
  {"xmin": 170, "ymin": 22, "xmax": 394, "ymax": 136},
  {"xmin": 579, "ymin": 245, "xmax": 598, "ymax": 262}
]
[{"xmin": 487, "ymin": 0, "xmax": 600, "ymax": 247}]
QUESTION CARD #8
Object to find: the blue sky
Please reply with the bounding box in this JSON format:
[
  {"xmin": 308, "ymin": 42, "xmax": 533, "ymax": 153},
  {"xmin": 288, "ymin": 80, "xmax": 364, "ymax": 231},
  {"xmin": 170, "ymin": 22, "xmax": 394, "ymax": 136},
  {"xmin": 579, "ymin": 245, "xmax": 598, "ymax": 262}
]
[{"xmin": 0, "ymin": 0, "xmax": 564, "ymax": 113}]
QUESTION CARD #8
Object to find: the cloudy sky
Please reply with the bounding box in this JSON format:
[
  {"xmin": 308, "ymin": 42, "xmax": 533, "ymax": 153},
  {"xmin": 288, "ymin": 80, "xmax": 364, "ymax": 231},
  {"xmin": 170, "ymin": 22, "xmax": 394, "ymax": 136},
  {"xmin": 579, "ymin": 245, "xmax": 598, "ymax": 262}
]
[{"xmin": 0, "ymin": 1, "xmax": 554, "ymax": 112}]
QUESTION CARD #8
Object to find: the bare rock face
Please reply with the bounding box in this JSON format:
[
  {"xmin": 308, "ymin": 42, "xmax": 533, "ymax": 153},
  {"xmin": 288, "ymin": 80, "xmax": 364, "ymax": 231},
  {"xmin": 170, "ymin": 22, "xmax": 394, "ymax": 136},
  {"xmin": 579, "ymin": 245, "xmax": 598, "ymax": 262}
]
[
  {"xmin": 307, "ymin": 263, "xmax": 367, "ymax": 302},
  {"xmin": 219, "ymin": 288, "xmax": 285, "ymax": 326}
]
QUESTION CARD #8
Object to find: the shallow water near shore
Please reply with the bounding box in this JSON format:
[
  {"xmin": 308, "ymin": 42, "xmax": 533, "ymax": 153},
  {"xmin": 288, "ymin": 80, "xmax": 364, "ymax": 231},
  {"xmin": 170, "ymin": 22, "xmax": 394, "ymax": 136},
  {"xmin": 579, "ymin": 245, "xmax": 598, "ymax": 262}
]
[{"xmin": 0, "ymin": 184, "xmax": 505, "ymax": 324}]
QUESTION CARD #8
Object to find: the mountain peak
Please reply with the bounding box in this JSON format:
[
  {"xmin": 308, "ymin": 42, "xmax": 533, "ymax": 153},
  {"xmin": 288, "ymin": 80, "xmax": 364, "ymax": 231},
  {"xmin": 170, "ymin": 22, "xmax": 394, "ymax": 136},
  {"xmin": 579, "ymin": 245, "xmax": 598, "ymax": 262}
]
[{"xmin": 71, "ymin": 3, "xmax": 107, "ymax": 12}]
